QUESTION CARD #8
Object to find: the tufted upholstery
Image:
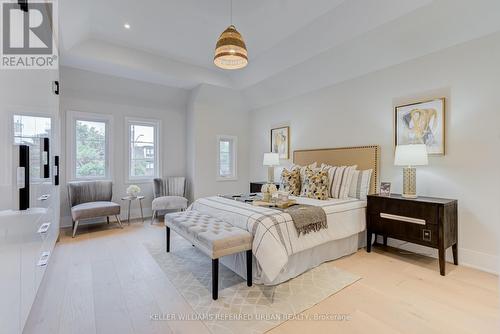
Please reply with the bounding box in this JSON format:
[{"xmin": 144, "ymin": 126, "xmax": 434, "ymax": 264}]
[{"xmin": 165, "ymin": 211, "xmax": 252, "ymax": 259}]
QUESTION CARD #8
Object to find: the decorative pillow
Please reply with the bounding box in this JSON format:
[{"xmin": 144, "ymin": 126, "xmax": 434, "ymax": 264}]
[
  {"xmin": 302, "ymin": 168, "xmax": 329, "ymax": 200},
  {"xmin": 328, "ymin": 165, "xmax": 357, "ymax": 199},
  {"xmin": 280, "ymin": 168, "xmax": 301, "ymax": 196},
  {"xmin": 292, "ymin": 162, "xmax": 318, "ymax": 195},
  {"xmin": 348, "ymin": 169, "xmax": 373, "ymax": 200}
]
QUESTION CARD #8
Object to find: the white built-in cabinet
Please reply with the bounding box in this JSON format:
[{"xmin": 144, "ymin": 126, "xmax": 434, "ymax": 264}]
[
  {"xmin": 0, "ymin": 70, "xmax": 60, "ymax": 333},
  {"xmin": 0, "ymin": 191, "xmax": 59, "ymax": 333}
]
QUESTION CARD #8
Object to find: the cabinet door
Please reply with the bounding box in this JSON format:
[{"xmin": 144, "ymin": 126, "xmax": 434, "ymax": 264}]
[
  {"xmin": 0, "ymin": 214, "xmax": 22, "ymax": 334},
  {"xmin": 20, "ymin": 211, "xmax": 45, "ymax": 327}
]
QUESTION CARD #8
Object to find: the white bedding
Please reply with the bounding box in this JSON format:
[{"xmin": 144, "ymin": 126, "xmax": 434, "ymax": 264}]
[{"xmin": 189, "ymin": 196, "xmax": 367, "ymax": 283}]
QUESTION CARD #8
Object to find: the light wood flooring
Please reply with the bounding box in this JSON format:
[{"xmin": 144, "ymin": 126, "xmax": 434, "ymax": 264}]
[{"xmin": 24, "ymin": 220, "xmax": 499, "ymax": 334}]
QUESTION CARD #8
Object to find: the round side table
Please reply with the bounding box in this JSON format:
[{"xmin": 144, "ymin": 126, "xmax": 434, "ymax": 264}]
[{"xmin": 121, "ymin": 195, "xmax": 145, "ymax": 224}]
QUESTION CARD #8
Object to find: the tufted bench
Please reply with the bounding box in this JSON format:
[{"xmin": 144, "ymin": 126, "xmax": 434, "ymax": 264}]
[{"xmin": 164, "ymin": 210, "xmax": 253, "ymax": 300}]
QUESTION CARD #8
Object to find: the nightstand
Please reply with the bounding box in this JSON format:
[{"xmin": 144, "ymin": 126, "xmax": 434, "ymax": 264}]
[
  {"xmin": 250, "ymin": 181, "xmax": 280, "ymax": 193},
  {"xmin": 366, "ymin": 194, "xmax": 458, "ymax": 276}
]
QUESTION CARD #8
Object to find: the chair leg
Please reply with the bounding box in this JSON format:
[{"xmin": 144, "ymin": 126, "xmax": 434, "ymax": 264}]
[
  {"xmin": 107, "ymin": 216, "xmax": 110, "ymax": 224},
  {"xmin": 115, "ymin": 215, "xmax": 123, "ymax": 229},
  {"xmin": 72, "ymin": 220, "xmax": 79, "ymax": 238},
  {"xmin": 151, "ymin": 210, "xmax": 156, "ymax": 225},
  {"xmin": 246, "ymin": 250, "xmax": 252, "ymax": 287},
  {"xmin": 212, "ymin": 258, "xmax": 219, "ymax": 300},
  {"xmin": 166, "ymin": 226, "xmax": 170, "ymax": 253}
]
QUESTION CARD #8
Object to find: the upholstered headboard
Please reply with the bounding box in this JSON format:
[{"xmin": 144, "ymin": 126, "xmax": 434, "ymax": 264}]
[{"xmin": 293, "ymin": 145, "xmax": 380, "ymax": 194}]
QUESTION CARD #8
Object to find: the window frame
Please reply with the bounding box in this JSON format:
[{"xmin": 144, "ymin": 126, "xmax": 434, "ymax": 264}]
[
  {"xmin": 125, "ymin": 117, "xmax": 161, "ymax": 182},
  {"xmin": 216, "ymin": 135, "xmax": 238, "ymax": 181},
  {"xmin": 67, "ymin": 111, "xmax": 113, "ymax": 181}
]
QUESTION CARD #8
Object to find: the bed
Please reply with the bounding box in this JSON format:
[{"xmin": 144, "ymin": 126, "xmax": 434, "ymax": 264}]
[{"xmin": 191, "ymin": 145, "xmax": 380, "ymax": 285}]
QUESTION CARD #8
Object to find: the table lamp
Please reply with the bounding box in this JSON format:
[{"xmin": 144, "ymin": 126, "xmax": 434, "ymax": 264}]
[
  {"xmin": 394, "ymin": 144, "xmax": 428, "ymax": 198},
  {"xmin": 263, "ymin": 153, "xmax": 280, "ymax": 184}
]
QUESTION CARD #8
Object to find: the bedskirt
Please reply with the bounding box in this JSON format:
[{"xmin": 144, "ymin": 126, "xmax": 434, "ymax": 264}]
[{"xmin": 220, "ymin": 231, "xmax": 365, "ymax": 285}]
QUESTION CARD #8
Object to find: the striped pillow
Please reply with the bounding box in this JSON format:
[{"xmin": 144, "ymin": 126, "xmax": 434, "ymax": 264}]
[
  {"xmin": 328, "ymin": 165, "xmax": 357, "ymax": 199},
  {"xmin": 348, "ymin": 169, "xmax": 373, "ymax": 200}
]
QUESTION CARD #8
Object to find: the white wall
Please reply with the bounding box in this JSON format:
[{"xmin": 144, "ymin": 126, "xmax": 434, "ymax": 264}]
[
  {"xmin": 249, "ymin": 32, "xmax": 500, "ymax": 273},
  {"xmin": 186, "ymin": 84, "xmax": 250, "ymax": 200},
  {"xmin": 59, "ymin": 67, "xmax": 189, "ymax": 226}
]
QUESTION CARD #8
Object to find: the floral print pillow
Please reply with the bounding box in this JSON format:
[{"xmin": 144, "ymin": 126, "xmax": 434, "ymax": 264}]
[
  {"xmin": 302, "ymin": 167, "xmax": 329, "ymax": 200},
  {"xmin": 281, "ymin": 168, "xmax": 301, "ymax": 196}
]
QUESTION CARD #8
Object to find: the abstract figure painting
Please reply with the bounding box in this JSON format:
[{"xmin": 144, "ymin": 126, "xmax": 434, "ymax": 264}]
[
  {"xmin": 271, "ymin": 126, "xmax": 290, "ymax": 160},
  {"xmin": 395, "ymin": 98, "xmax": 445, "ymax": 155}
]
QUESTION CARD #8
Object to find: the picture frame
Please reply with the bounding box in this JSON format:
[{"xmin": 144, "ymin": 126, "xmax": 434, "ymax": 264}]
[
  {"xmin": 395, "ymin": 98, "xmax": 445, "ymax": 155},
  {"xmin": 380, "ymin": 182, "xmax": 391, "ymax": 196},
  {"xmin": 271, "ymin": 126, "xmax": 290, "ymax": 160}
]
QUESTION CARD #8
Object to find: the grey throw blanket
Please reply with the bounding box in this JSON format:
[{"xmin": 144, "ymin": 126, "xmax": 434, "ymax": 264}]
[{"xmin": 279, "ymin": 204, "xmax": 327, "ymax": 236}]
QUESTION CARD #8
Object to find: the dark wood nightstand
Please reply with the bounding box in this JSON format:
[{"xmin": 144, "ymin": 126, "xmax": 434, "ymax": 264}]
[
  {"xmin": 366, "ymin": 194, "xmax": 458, "ymax": 276},
  {"xmin": 250, "ymin": 182, "xmax": 280, "ymax": 193}
]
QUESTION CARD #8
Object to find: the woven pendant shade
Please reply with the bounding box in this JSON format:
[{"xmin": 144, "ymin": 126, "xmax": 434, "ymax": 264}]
[{"xmin": 214, "ymin": 25, "xmax": 248, "ymax": 70}]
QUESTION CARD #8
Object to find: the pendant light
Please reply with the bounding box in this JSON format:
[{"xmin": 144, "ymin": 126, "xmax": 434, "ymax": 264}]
[{"xmin": 214, "ymin": 0, "xmax": 248, "ymax": 70}]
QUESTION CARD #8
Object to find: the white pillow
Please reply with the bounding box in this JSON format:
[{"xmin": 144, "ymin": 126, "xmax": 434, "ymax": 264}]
[
  {"xmin": 348, "ymin": 169, "xmax": 373, "ymax": 200},
  {"xmin": 328, "ymin": 165, "xmax": 357, "ymax": 199}
]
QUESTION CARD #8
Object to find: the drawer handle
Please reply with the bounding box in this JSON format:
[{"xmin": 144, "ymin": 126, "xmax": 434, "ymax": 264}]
[
  {"xmin": 38, "ymin": 194, "xmax": 50, "ymax": 201},
  {"xmin": 380, "ymin": 213, "xmax": 426, "ymax": 225},
  {"xmin": 37, "ymin": 251, "xmax": 50, "ymax": 267},
  {"xmin": 37, "ymin": 222, "xmax": 51, "ymax": 234}
]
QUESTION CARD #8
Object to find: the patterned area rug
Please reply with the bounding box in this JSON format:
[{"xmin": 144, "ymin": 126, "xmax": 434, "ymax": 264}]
[{"xmin": 146, "ymin": 235, "xmax": 360, "ymax": 334}]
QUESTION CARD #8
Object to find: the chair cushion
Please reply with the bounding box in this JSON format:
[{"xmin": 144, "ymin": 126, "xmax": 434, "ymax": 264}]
[
  {"xmin": 165, "ymin": 211, "xmax": 252, "ymax": 259},
  {"xmin": 152, "ymin": 196, "xmax": 188, "ymax": 211},
  {"xmin": 71, "ymin": 201, "xmax": 120, "ymax": 221}
]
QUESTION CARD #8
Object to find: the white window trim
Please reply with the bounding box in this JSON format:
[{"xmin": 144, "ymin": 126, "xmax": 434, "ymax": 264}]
[
  {"xmin": 66, "ymin": 110, "xmax": 113, "ymax": 181},
  {"xmin": 216, "ymin": 135, "xmax": 238, "ymax": 181},
  {"xmin": 125, "ymin": 117, "xmax": 161, "ymax": 182}
]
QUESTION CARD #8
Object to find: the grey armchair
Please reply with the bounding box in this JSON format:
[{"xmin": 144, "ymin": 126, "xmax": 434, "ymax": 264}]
[
  {"xmin": 151, "ymin": 177, "xmax": 188, "ymax": 224},
  {"xmin": 68, "ymin": 180, "xmax": 123, "ymax": 237}
]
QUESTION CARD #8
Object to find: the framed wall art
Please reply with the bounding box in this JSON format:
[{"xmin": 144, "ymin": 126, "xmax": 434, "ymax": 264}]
[
  {"xmin": 395, "ymin": 98, "xmax": 445, "ymax": 155},
  {"xmin": 270, "ymin": 126, "xmax": 290, "ymax": 160}
]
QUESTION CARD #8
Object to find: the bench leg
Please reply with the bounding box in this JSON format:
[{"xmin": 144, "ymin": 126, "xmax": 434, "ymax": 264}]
[
  {"xmin": 212, "ymin": 258, "xmax": 219, "ymax": 300},
  {"xmin": 246, "ymin": 250, "xmax": 252, "ymax": 287},
  {"xmin": 166, "ymin": 226, "xmax": 170, "ymax": 253}
]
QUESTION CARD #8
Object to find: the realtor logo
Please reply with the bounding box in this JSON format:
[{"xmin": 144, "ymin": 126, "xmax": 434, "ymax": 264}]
[{"xmin": 1, "ymin": 0, "xmax": 58, "ymax": 69}]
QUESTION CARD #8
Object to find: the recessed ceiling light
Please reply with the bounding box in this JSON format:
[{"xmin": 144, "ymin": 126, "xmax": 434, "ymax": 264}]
[{"xmin": 124, "ymin": 23, "xmax": 131, "ymax": 29}]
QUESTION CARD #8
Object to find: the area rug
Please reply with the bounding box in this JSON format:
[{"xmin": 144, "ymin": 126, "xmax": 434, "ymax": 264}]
[{"xmin": 146, "ymin": 235, "xmax": 360, "ymax": 334}]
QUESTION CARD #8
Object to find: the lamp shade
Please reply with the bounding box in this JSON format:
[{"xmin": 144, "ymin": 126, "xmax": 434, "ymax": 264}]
[
  {"xmin": 394, "ymin": 144, "xmax": 428, "ymax": 166},
  {"xmin": 214, "ymin": 25, "xmax": 248, "ymax": 70},
  {"xmin": 263, "ymin": 153, "xmax": 280, "ymax": 166}
]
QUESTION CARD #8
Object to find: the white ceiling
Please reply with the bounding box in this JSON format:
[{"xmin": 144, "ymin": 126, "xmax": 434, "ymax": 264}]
[{"xmin": 60, "ymin": 0, "xmax": 500, "ymax": 93}]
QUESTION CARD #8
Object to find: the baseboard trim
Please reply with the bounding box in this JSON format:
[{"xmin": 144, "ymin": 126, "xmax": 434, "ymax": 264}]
[{"xmin": 379, "ymin": 236, "xmax": 499, "ymax": 274}]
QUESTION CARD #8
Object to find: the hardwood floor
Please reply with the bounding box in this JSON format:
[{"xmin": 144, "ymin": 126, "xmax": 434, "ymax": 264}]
[{"xmin": 25, "ymin": 221, "xmax": 499, "ymax": 334}]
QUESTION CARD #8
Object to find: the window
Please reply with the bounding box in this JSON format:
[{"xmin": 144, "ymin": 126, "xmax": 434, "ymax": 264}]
[
  {"xmin": 68, "ymin": 111, "xmax": 112, "ymax": 180},
  {"xmin": 127, "ymin": 118, "xmax": 160, "ymax": 180},
  {"xmin": 75, "ymin": 120, "xmax": 107, "ymax": 178},
  {"xmin": 13, "ymin": 114, "xmax": 51, "ymax": 180},
  {"xmin": 217, "ymin": 135, "xmax": 237, "ymax": 180}
]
